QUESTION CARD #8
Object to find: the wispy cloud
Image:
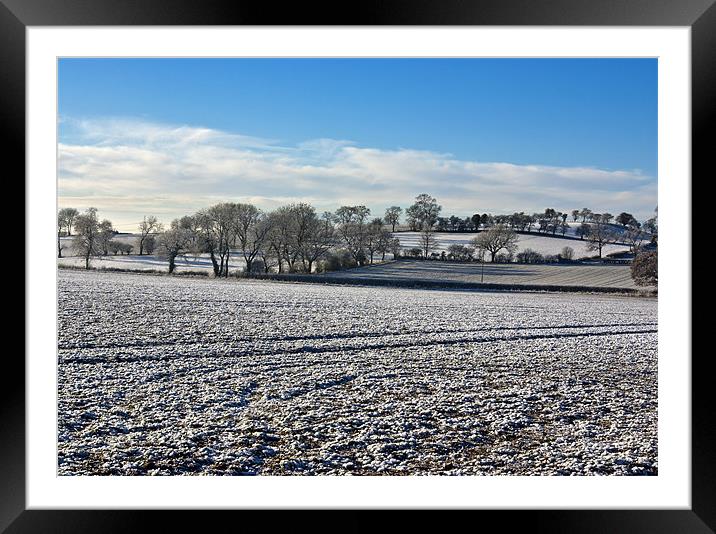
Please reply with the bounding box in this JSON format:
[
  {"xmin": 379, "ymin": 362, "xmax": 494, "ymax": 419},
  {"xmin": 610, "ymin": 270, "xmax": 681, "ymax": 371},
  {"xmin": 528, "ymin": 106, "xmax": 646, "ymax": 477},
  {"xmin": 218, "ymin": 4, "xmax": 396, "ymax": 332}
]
[{"xmin": 58, "ymin": 117, "xmax": 657, "ymax": 229}]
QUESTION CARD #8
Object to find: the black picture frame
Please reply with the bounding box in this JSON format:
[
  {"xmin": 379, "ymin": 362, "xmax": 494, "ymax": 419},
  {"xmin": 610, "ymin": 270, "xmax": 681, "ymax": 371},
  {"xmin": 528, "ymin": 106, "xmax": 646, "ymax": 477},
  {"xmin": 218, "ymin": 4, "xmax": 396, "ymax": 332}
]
[{"xmin": 5, "ymin": 0, "xmax": 710, "ymax": 532}]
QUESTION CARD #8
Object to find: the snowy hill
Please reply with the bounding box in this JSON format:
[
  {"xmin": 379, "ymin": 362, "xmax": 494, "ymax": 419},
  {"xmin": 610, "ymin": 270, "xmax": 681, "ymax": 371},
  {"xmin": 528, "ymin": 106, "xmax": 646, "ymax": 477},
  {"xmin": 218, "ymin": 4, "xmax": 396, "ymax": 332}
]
[{"xmin": 395, "ymin": 228, "xmax": 631, "ymax": 259}]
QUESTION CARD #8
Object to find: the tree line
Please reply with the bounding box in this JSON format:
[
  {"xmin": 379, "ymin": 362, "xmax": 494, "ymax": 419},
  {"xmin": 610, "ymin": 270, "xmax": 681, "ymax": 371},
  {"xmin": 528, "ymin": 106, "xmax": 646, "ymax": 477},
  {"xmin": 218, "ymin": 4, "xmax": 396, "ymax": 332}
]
[
  {"xmin": 58, "ymin": 195, "xmax": 657, "ymax": 273},
  {"xmin": 432, "ymin": 207, "xmax": 656, "ymax": 241},
  {"xmin": 59, "ymin": 203, "xmax": 397, "ymax": 274}
]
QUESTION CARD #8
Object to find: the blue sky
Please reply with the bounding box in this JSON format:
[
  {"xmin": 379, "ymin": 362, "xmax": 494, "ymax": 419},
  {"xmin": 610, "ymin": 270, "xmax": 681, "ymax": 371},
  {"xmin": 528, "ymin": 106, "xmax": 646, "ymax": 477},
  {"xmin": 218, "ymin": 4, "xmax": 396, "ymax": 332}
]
[{"xmin": 58, "ymin": 58, "xmax": 657, "ymax": 230}]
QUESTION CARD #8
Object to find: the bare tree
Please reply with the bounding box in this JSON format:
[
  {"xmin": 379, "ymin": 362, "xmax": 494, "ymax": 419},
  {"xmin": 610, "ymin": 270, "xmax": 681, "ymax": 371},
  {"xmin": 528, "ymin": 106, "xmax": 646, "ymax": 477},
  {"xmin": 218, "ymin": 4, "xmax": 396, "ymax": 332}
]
[
  {"xmin": 297, "ymin": 208, "xmax": 336, "ymax": 273},
  {"xmin": 73, "ymin": 208, "xmax": 101, "ymax": 269},
  {"xmin": 361, "ymin": 218, "xmax": 395, "ymax": 263},
  {"xmin": 98, "ymin": 219, "xmax": 115, "ymax": 256},
  {"xmin": 256, "ymin": 236, "xmax": 280, "ymax": 273},
  {"xmin": 419, "ymin": 224, "xmax": 440, "ymax": 259},
  {"xmin": 560, "ymin": 246, "xmax": 574, "ymax": 261},
  {"xmin": 585, "ymin": 216, "xmax": 618, "ymax": 258},
  {"xmin": 576, "ymin": 223, "xmax": 590, "ymax": 240},
  {"xmin": 623, "ymin": 223, "xmax": 646, "ymax": 253},
  {"xmin": 376, "ymin": 227, "xmax": 393, "ymax": 261},
  {"xmin": 138, "ymin": 216, "xmax": 163, "ymax": 255},
  {"xmin": 264, "ymin": 209, "xmax": 290, "ymax": 273},
  {"xmin": 190, "ymin": 211, "xmax": 221, "ymax": 277},
  {"xmin": 266, "ymin": 204, "xmax": 307, "ymax": 273},
  {"xmin": 643, "ymin": 206, "xmax": 658, "ymax": 244},
  {"xmin": 58, "ymin": 207, "xmax": 79, "ymax": 236},
  {"xmin": 157, "ymin": 219, "xmax": 193, "ymax": 274},
  {"xmin": 471, "ymin": 224, "xmax": 519, "ymax": 262},
  {"xmin": 335, "ymin": 205, "xmax": 371, "ymax": 266},
  {"xmin": 384, "ymin": 206, "xmax": 402, "ymax": 232},
  {"xmin": 288, "ymin": 203, "xmax": 323, "ymax": 272},
  {"xmin": 57, "ymin": 210, "xmax": 66, "ymax": 258},
  {"xmin": 233, "ymin": 203, "xmax": 274, "ymax": 275},
  {"xmin": 204, "ymin": 203, "xmax": 236, "ymax": 277},
  {"xmin": 406, "ymin": 194, "xmax": 441, "ymax": 231},
  {"xmin": 363, "ymin": 218, "xmax": 385, "ymax": 264}
]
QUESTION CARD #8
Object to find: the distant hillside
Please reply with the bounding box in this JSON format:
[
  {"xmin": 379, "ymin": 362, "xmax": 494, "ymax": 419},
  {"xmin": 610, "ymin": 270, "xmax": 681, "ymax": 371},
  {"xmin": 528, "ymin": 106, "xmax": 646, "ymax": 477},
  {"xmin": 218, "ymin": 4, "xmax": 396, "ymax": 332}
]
[{"xmin": 394, "ymin": 228, "xmax": 632, "ymax": 259}]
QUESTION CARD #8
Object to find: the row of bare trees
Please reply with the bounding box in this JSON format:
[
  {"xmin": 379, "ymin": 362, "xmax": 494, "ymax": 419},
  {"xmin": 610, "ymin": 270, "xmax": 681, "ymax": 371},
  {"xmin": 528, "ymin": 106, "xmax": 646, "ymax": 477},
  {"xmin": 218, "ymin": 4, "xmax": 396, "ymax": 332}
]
[
  {"xmin": 60, "ymin": 204, "xmax": 384, "ymax": 273},
  {"xmin": 155, "ymin": 203, "xmax": 405, "ymax": 274},
  {"xmin": 59, "ymin": 197, "xmax": 657, "ymax": 272},
  {"xmin": 58, "ymin": 209, "xmax": 159, "ymax": 262},
  {"xmin": 58, "ymin": 208, "xmax": 116, "ymax": 268}
]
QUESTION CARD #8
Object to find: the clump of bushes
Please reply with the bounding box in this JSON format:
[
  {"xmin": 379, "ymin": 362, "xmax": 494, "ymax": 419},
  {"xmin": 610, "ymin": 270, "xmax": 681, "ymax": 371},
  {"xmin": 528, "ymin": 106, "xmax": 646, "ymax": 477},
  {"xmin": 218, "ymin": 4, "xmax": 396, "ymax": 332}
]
[
  {"xmin": 631, "ymin": 249, "xmax": 657, "ymax": 286},
  {"xmin": 408, "ymin": 247, "xmax": 423, "ymax": 258},
  {"xmin": 317, "ymin": 249, "xmax": 358, "ymax": 272},
  {"xmin": 515, "ymin": 248, "xmax": 570, "ymax": 264},
  {"xmin": 446, "ymin": 244, "xmax": 475, "ymax": 261},
  {"xmin": 143, "ymin": 235, "xmax": 156, "ymax": 255},
  {"xmin": 108, "ymin": 241, "xmax": 134, "ymax": 255},
  {"xmin": 516, "ymin": 248, "xmax": 543, "ymax": 264},
  {"xmin": 493, "ymin": 252, "xmax": 514, "ymax": 263}
]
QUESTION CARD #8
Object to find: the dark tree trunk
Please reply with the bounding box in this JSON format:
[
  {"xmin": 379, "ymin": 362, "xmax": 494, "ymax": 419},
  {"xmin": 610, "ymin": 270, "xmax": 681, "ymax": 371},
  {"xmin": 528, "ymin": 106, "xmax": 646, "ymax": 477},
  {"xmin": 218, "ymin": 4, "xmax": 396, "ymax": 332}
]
[
  {"xmin": 210, "ymin": 251, "xmax": 219, "ymax": 277},
  {"xmin": 58, "ymin": 236, "xmax": 62, "ymax": 258},
  {"xmin": 168, "ymin": 253, "xmax": 177, "ymax": 273}
]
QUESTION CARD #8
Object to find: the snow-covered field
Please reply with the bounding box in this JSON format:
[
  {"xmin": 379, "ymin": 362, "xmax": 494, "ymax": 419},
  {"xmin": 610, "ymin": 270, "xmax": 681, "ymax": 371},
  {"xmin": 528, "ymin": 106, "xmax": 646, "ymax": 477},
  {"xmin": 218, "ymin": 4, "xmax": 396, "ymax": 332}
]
[
  {"xmin": 58, "ymin": 235, "xmax": 237, "ymax": 273},
  {"xmin": 395, "ymin": 231, "xmax": 631, "ymax": 258},
  {"xmin": 58, "ymin": 252, "xmax": 244, "ymax": 273},
  {"xmin": 322, "ymin": 260, "xmax": 643, "ymax": 289},
  {"xmin": 58, "ymin": 270, "xmax": 657, "ymax": 476}
]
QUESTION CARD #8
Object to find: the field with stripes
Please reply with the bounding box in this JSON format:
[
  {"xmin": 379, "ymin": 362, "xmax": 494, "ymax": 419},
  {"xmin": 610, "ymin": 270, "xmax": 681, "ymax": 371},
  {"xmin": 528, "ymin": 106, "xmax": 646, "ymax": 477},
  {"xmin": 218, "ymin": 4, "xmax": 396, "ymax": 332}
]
[{"xmin": 58, "ymin": 270, "xmax": 657, "ymax": 476}]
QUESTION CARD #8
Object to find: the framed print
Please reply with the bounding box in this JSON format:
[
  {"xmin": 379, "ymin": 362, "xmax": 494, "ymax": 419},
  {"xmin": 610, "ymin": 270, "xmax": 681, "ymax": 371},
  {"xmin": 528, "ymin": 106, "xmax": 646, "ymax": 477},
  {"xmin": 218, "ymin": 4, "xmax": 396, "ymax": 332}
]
[{"xmin": 5, "ymin": 0, "xmax": 712, "ymax": 532}]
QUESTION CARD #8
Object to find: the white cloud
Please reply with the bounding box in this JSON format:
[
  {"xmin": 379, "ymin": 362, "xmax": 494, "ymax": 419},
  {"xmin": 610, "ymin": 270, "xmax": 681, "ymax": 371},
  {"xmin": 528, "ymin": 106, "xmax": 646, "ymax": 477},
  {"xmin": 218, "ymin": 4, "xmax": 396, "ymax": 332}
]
[{"xmin": 58, "ymin": 118, "xmax": 657, "ymax": 229}]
